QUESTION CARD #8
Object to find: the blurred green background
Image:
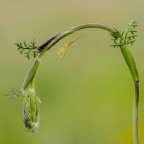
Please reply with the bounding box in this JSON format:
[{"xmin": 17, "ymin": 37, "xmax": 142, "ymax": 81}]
[{"xmin": 1, "ymin": 0, "xmax": 144, "ymax": 144}]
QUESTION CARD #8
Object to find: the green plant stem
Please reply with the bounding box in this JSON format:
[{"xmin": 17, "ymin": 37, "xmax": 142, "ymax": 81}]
[
  {"xmin": 38, "ymin": 23, "xmax": 115, "ymax": 57},
  {"xmin": 133, "ymin": 81, "xmax": 139, "ymax": 144},
  {"xmin": 120, "ymin": 45, "xmax": 139, "ymax": 144},
  {"xmin": 21, "ymin": 58, "xmax": 41, "ymax": 90},
  {"xmin": 120, "ymin": 45, "xmax": 139, "ymax": 82},
  {"xmin": 21, "ymin": 23, "xmax": 115, "ymax": 90}
]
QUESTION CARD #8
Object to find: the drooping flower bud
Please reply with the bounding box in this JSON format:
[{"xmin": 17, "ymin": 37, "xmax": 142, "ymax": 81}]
[{"xmin": 23, "ymin": 79, "xmax": 40, "ymax": 133}]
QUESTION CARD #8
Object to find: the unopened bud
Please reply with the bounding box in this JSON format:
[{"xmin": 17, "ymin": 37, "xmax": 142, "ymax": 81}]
[{"xmin": 23, "ymin": 88, "xmax": 40, "ymax": 133}]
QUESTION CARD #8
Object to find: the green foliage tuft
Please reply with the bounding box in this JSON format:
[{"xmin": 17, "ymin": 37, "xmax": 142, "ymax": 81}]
[
  {"xmin": 15, "ymin": 39, "xmax": 38, "ymax": 59},
  {"xmin": 110, "ymin": 20, "xmax": 138, "ymax": 48},
  {"xmin": 5, "ymin": 88, "xmax": 24, "ymax": 99}
]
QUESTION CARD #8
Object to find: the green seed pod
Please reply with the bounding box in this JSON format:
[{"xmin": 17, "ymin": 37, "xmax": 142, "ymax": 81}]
[{"xmin": 23, "ymin": 87, "xmax": 40, "ymax": 133}]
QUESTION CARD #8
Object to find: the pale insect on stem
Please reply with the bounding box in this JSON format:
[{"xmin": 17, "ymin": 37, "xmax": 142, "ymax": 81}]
[{"xmin": 57, "ymin": 35, "xmax": 81, "ymax": 59}]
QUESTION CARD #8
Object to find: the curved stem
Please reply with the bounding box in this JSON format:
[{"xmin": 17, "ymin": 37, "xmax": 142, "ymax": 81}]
[
  {"xmin": 21, "ymin": 57, "xmax": 41, "ymax": 90},
  {"xmin": 120, "ymin": 45, "xmax": 139, "ymax": 144},
  {"xmin": 20, "ymin": 22, "xmax": 140, "ymax": 144},
  {"xmin": 21, "ymin": 23, "xmax": 115, "ymax": 90},
  {"xmin": 38, "ymin": 23, "xmax": 115, "ymax": 57}
]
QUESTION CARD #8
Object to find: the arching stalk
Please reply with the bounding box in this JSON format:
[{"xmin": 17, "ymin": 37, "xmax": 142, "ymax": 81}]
[
  {"xmin": 11, "ymin": 20, "xmax": 140, "ymax": 144},
  {"xmin": 21, "ymin": 23, "xmax": 115, "ymax": 90}
]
